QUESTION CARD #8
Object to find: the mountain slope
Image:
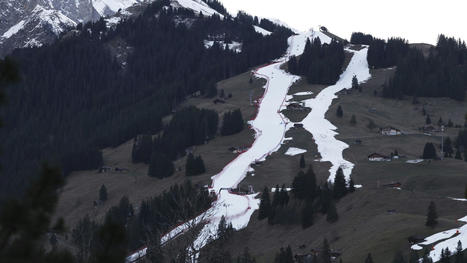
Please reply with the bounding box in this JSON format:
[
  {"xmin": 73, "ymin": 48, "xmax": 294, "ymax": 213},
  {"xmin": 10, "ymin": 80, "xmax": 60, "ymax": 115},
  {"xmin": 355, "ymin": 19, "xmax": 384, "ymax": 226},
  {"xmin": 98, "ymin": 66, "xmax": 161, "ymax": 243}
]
[{"xmin": 0, "ymin": 0, "xmax": 147, "ymax": 56}]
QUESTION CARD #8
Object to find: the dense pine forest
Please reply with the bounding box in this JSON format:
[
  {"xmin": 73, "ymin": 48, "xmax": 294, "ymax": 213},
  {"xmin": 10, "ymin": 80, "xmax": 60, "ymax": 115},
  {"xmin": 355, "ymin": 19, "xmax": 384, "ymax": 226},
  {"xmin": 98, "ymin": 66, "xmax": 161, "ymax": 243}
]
[
  {"xmin": 288, "ymin": 38, "xmax": 345, "ymax": 85},
  {"xmin": 356, "ymin": 32, "xmax": 467, "ymax": 101},
  {"xmin": 0, "ymin": 0, "xmax": 293, "ymax": 199}
]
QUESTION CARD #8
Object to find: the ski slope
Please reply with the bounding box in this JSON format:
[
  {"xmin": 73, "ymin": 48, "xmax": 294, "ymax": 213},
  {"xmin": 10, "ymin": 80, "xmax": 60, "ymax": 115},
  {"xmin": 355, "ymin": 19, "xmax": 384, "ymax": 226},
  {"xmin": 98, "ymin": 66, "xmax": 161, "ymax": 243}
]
[
  {"xmin": 160, "ymin": 29, "xmax": 323, "ymax": 260},
  {"xmin": 300, "ymin": 46, "xmax": 371, "ymax": 182}
]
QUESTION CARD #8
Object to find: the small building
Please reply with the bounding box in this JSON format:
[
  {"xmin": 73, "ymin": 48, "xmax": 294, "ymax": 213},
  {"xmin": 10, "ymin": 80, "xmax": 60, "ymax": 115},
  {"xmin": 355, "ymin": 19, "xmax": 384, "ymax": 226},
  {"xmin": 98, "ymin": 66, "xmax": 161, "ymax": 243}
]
[
  {"xmin": 368, "ymin": 153, "xmax": 391, "ymax": 162},
  {"xmin": 380, "ymin": 127, "xmax": 401, "ymax": 136},
  {"xmin": 287, "ymin": 102, "xmax": 306, "ymax": 111}
]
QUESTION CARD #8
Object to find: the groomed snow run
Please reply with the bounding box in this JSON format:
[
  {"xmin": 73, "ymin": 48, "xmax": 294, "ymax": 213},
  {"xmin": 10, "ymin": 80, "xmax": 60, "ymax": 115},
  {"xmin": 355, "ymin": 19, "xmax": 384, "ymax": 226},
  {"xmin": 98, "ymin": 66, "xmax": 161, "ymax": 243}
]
[
  {"xmin": 160, "ymin": 29, "xmax": 322, "ymax": 261},
  {"xmin": 300, "ymin": 45, "xmax": 371, "ymax": 183},
  {"xmin": 284, "ymin": 147, "xmax": 307, "ymax": 156},
  {"xmin": 253, "ymin": 25, "xmax": 271, "ymax": 36}
]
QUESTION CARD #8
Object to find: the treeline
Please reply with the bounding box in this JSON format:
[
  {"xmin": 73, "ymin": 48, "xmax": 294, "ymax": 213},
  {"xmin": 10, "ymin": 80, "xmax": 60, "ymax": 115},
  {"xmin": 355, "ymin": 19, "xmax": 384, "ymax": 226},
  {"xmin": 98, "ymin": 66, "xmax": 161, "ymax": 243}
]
[
  {"xmin": 350, "ymin": 32, "xmax": 374, "ymax": 45},
  {"xmin": 0, "ymin": 0, "xmax": 293, "ymax": 199},
  {"xmin": 220, "ymin": 109, "xmax": 244, "ymax": 136},
  {"xmin": 385, "ymin": 35, "xmax": 467, "ymax": 101},
  {"xmin": 72, "ymin": 180, "xmax": 214, "ymax": 262},
  {"xmin": 131, "ymin": 106, "xmax": 216, "ymax": 178},
  {"xmin": 368, "ymin": 37, "xmax": 410, "ymax": 69},
  {"xmin": 288, "ymin": 38, "xmax": 345, "ymax": 85},
  {"xmin": 361, "ymin": 32, "xmax": 467, "ymax": 101},
  {"xmin": 258, "ymin": 163, "xmax": 355, "ymax": 228}
]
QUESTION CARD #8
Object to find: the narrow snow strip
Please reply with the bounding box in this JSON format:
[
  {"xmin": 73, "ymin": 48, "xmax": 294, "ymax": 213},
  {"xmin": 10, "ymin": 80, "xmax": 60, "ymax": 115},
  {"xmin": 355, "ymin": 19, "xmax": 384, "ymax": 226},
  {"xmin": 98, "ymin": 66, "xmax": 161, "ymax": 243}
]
[
  {"xmin": 293, "ymin": 91, "xmax": 313, "ymax": 96},
  {"xmin": 253, "ymin": 25, "xmax": 271, "ymax": 36},
  {"xmin": 300, "ymin": 45, "xmax": 371, "ymax": 183},
  {"xmin": 2, "ymin": 20, "xmax": 26, "ymax": 39},
  {"xmin": 125, "ymin": 247, "xmax": 147, "ymax": 263},
  {"xmin": 161, "ymin": 30, "xmax": 317, "ymax": 261},
  {"xmin": 449, "ymin": 197, "xmax": 467, "ymax": 202},
  {"xmin": 406, "ymin": 159, "xmax": 424, "ymax": 164},
  {"xmin": 284, "ymin": 147, "xmax": 307, "ymax": 156}
]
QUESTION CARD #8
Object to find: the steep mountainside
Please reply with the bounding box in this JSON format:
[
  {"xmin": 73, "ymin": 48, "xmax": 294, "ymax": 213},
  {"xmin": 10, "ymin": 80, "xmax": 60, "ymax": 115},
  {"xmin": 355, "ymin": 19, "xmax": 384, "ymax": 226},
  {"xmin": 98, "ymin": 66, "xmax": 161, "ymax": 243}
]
[{"xmin": 0, "ymin": 0, "xmax": 147, "ymax": 56}]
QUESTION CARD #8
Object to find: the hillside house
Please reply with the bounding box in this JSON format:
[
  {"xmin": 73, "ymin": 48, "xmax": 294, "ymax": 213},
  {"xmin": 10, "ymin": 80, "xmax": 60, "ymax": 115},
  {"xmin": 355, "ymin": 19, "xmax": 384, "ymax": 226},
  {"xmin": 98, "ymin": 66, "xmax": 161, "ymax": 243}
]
[
  {"xmin": 368, "ymin": 153, "xmax": 391, "ymax": 162},
  {"xmin": 380, "ymin": 127, "xmax": 402, "ymax": 136}
]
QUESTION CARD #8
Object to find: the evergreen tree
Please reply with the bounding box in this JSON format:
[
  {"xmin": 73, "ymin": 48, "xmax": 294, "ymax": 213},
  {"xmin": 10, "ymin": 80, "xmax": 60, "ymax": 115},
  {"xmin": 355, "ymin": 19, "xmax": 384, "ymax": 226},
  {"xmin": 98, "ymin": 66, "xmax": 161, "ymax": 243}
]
[
  {"xmin": 444, "ymin": 137, "xmax": 454, "ymax": 157},
  {"xmin": 185, "ymin": 153, "xmax": 206, "ymax": 176},
  {"xmin": 148, "ymin": 152, "xmax": 174, "ymax": 178},
  {"xmin": 352, "ymin": 75, "xmax": 359, "ymax": 90},
  {"xmin": 90, "ymin": 217, "xmax": 127, "ymax": 263},
  {"xmin": 321, "ymin": 239, "xmax": 332, "ymax": 263},
  {"xmin": 99, "ymin": 184, "xmax": 108, "ymax": 202},
  {"xmin": 392, "ymin": 251, "xmax": 406, "ymax": 263},
  {"xmin": 333, "ymin": 168, "xmax": 347, "ymax": 199},
  {"xmin": 131, "ymin": 134, "xmax": 153, "ymax": 164},
  {"xmin": 300, "ymin": 154, "xmax": 305, "ymax": 168},
  {"xmin": 301, "ymin": 197, "xmax": 314, "ymax": 228},
  {"xmin": 350, "ymin": 115, "xmax": 357, "ymax": 126},
  {"xmin": 409, "ymin": 250, "xmax": 419, "ymax": 263},
  {"xmin": 279, "ymin": 185, "xmax": 289, "ymax": 206},
  {"xmin": 422, "ymin": 143, "xmax": 437, "ymax": 159},
  {"xmin": 455, "ymin": 241, "xmax": 463, "ymax": 263},
  {"xmin": 320, "ymin": 184, "xmax": 332, "ymax": 214},
  {"xmin": 426, "ymin": 201, "xmax": 438, "ymax": 228},
  {"xmin": 447, "ymin": 119, "xmax": 454, "ymax": 127},
  {"xmin": 258, "ymin": 187, "xmax": 272, "ymax": 220},
  {"xmin": 237, "ymin": 247, "xmax": 256, "ymax": 263},
  {"xmin": 0, "ymin": 164, "xmax": 75, "ymax": 263},
  {"xmin": 292, "ymin": 166, "xmax": 317, "ymax": 200},
  {"xmin": 348, "ymin": 177, "xmax": 356, "ymax": 193},
  {"xmin": 326, "ymin": 200, "xmax": 338, "ymax": 223},
  {"xmin": 337, "ymin": 105, "xmax": 344, "ymax": 118},
  {"xmin": 365, "ymin": 253, "xmax": 374, "ymax": 263},
  {"xmin": 426, "ymin": 115, "xmax": 432, "ymax": 125},
  {"xmin": 221, "ymin": 109, "xmax": 244, "ymax": 136},
  {"xmin": 455, "ymin": 149, "xmax": 462, "ymax": 160},
  {"xmin": 438, "ymin": 117, "xmax": 444, "ymax": 126},
  {"xmin": 272, "ymin": 184, "xmax": 281, "ymax": 208}
]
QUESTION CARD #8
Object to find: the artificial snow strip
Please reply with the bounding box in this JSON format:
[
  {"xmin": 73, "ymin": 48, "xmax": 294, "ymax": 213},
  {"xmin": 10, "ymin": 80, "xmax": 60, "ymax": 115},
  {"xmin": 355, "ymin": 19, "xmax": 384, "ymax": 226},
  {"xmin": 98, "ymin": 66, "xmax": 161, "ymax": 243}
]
[
  {"xmin": 160, "ymin": 29, "xmax": 321, "ymax": 261},
  {"xmin": 300, "ymin": 45, "xmax": 371, "ymax": 183}
]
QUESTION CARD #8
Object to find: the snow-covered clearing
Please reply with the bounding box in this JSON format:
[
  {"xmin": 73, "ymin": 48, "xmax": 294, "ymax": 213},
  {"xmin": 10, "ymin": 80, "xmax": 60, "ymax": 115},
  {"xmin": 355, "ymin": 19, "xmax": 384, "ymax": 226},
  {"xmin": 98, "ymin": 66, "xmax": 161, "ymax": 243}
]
[
  {"xmin": 160, "ymin": 29, "xmax": 322, "ymax": 260},
  {"xmin": 271, "ymin": 187, "xmax": 292, "ymax": 192},
  {"xmin": 253, "ymin": 25, "xmax": 271, "ymax": 36},
  {"xmin": 299, "ymin": 45, "xmax": 371, "ymax": 183},
  {"xmin": 2, "ymin": 20, "xmax": 26, "ymax": 39},
  {"xmin": 284, "ymin": 147, "xmax": 307, "ymax": 156}
]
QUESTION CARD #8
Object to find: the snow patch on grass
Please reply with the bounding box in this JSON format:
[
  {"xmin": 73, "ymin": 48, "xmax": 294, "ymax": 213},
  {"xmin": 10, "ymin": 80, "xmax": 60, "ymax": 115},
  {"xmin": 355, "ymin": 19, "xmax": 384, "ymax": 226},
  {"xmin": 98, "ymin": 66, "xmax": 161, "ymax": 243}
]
[{"xmin": 284, "ymin": 147, "xmax": 307, "ymax": 156}]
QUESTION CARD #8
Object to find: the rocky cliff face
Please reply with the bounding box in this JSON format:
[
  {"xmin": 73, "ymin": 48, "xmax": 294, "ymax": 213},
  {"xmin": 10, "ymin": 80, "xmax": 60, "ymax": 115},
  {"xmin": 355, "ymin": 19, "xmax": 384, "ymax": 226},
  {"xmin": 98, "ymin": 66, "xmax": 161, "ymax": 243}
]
[{"xmin": 0, "ymin": 0, "xmax": 144, "ymax": 56}]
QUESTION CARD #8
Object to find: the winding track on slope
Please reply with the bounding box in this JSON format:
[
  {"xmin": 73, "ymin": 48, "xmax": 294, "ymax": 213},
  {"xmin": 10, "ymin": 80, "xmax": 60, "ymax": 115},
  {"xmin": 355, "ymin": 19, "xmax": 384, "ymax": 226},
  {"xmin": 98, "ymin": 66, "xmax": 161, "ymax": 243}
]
[{"xmin": 157, "ymin": 30, "xmax": 371, "ymax": 261}]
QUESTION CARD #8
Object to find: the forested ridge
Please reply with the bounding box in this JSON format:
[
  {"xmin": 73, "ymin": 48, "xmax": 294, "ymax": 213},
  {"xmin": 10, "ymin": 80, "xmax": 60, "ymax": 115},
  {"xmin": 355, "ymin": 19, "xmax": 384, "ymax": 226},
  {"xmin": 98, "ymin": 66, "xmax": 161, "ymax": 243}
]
[
  {"xmin": 0, "ymin": 0, "xmax": 293, "ymax": 199},
  {"xmin": 351, "ymin": 32, "xmax": 467, "ymax": 101}
]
